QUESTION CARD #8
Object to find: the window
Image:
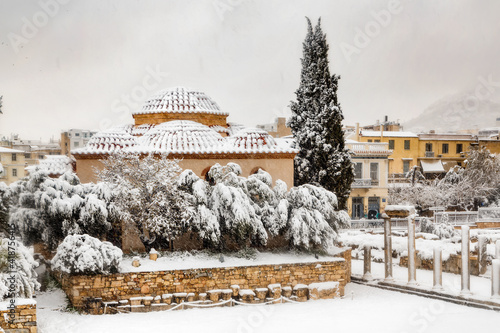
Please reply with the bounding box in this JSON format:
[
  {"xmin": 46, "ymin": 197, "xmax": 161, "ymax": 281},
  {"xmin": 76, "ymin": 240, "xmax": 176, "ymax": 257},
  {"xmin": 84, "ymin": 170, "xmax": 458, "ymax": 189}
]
[
  {"xmin": 368, "ymin": 139, "xmax": 373, "ymax": 143},
  {"xmin": 11, "ymin": 153, "xmax": 16, "ymax": 162},
  {"xmin": 388, "ymin": 140, "xmax": 395, "ymax": 150},
  {"xmin": 370, "ymin": 163, "xmax": 379, "ymax": 185},
  {"xmin": 84, "ymin": 133, "xmax": 88, "ymax": 138},
  {"xmin": 425, "ymin": 143, "xmax": 433, "ymax": 152},
  {"xmin": 403, "ymin": 160, "xmax": 410, "ymax": 174},
  {"xmin": 404, "ymin": 140, "xmax": 410, "ymax": 150},
  {"xmin": 352, "ymin": 197, "xmax": 364, "ymax": 219},
  {"xmin": 354, "ymin": 163, "xmax": 362, "ymax": 179},
  {"xmin": 442, "ymin": 143, "xmax": 449, "ymax": 154},
  {"xmin": 75, "ymin": 133, "xmax": 80, "ymax": 137},
  {"xmin": 12, "ymin": 169, "xmax": 17, "ymax": 177},
  {"xmin": 74, "ymin": 142, "xmax": 79, "ymax": 147},
  {"xmin": 24, "ymin": 153, "xmax": 31, "ymax": 159},
  {"xmin": 456, "ymin": 143, "xmax": 463, "ymax": 154},
  {"xmin": 374, "ymin": 139, "xmax": 380, "ymax": 143}
]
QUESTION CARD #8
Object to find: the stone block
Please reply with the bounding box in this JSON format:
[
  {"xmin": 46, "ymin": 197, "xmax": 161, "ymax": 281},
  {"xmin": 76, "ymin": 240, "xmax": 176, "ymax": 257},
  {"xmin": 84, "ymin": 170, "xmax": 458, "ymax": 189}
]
[
  {"xmin": 208, "ymin": 290, "xmax": 222, "ymax": 302},
  {"xmin": 221, "ymin": 289, "xmax": 233, "ymax": 301},
  {"xmin": 293, "ymin": 284, "xmax": 308, "ymax": 298},
  {"xmin": 308, "ymin": 282, "xmax": 339, "ymax": 300},
  {"xmin": 282, "ymin": 286, "xmax": 292, "ymax": 298},
  {"xmin": 173, "ymin": 293, "xmax": 187, "ymax": 304},
  {"xmin": 239, "ymin": 289, "xmax": 255, "ymax": 303},
  {"xmin": 162, "ymin": 294, "xmax": 173, "ymax": 304},
  {"xmin": 255, "ymin": 288, "xmax": 268, "ymax": 301}
]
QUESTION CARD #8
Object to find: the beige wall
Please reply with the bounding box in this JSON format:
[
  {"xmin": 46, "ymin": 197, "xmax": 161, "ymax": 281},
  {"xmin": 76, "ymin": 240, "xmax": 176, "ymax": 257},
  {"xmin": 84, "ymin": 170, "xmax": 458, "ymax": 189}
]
[
  {"xmin": 75, "ymin": 154, "xmax": 295, "ymax": 188},
  {"xmin": 0, "ymin": 151, "xmax": 26, "ymax": 185}
]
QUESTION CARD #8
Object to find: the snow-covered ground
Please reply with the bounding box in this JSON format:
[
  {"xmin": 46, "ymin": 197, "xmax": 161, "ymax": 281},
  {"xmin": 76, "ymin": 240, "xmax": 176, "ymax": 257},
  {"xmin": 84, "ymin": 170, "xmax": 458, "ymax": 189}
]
[
  {"xmin": 36, "ymin": 281, "xmax": 499, "ymax": 333},
  {"xmin": 120, "ymin": 250, "xmax": 345, "ymax": 273}
]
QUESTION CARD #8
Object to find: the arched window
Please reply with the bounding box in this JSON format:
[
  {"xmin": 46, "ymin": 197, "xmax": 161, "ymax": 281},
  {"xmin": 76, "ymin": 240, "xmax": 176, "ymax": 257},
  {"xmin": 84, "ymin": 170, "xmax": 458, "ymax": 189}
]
[
  {"xmin": 201, "ymin": 166, "xmax": 215, "ymax": 185},
  {"xmin": 250, "ymin": 167, "xmax": 265, "ymax": 175}
]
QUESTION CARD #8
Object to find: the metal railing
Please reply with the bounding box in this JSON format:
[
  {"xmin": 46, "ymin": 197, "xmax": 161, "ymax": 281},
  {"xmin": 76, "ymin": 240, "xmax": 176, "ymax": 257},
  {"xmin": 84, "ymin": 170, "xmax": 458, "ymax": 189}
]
[
  {"xmin": 425, "ymin": 151, "xmax": 435, "ymax": 158},
  {"xmin": 434, "ymin": 211, "xmax": 478, "ymax": 225},
  {"xmin": 349, "ymin": 218, "xmax": 421, "ymax": 230},
  {"xmin": 352, "ymin": 178, "xmax": 372, "ymax": 188}
]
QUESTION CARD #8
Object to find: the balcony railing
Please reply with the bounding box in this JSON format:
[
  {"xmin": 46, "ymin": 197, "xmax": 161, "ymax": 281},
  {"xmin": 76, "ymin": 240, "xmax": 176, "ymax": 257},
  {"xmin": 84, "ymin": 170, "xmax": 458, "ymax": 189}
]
[
  {"xmin": 425, "ymin": 151, "xmax": 435, "ymax": 158},
  {"xmin": 352, "ymin": 178, "xmax": 372, "ymax": 188},
  {"xmin": 347, "ymin": 142, "xmax": 390, "ymax": 155}
]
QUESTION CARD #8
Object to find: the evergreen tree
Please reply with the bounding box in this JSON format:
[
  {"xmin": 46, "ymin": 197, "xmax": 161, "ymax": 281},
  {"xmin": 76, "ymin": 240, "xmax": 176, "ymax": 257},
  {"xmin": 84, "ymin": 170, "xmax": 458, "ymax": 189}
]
[{"xmin": 288, "ymin": 18, "xmax": 353, "ymax": 210}]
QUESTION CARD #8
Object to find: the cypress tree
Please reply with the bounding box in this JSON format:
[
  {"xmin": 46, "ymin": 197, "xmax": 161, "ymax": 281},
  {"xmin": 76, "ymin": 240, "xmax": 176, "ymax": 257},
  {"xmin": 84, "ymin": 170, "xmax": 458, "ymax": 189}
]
[{"xmin": 288, "ymin": 17, "xmax": 354, "ymax": 210}]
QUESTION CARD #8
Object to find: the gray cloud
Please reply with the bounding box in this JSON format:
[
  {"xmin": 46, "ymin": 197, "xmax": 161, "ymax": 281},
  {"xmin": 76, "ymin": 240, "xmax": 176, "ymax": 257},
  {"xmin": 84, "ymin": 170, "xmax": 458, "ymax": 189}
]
[{"xmin": 1, "ymin": 0, "xmax": 499, "ymax": 140}]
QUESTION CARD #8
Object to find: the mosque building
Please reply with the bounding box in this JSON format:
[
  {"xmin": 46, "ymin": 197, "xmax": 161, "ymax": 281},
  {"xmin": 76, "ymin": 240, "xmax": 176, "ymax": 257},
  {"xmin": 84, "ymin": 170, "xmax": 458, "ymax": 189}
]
[{"xmin": 72, "ymin": 86, "xmax": 297, "ymax": 187}]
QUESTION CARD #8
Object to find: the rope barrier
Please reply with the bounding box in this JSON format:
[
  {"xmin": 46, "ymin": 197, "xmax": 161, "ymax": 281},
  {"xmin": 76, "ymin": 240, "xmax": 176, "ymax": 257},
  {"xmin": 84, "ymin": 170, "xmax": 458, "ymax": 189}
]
[{"xmin": 104, "ymin": 295, "xmax": 304, "ymax": 314}]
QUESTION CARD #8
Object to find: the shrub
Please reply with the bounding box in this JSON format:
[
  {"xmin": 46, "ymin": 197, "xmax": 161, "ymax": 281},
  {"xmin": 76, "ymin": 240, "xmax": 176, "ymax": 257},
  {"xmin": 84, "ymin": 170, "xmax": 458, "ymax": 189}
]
[
  {"xmin": 51, "ymin": 234, "xmax": 122, "ymax": 275},
  {"xmin": 0, "ymin": 238, "xmax": 40, "ymax": 299}
]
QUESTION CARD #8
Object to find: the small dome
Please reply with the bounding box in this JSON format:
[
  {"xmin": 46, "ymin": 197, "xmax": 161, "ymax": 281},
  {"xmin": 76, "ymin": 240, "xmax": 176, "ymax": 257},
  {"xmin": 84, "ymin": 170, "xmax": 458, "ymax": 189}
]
[
  {"xmin": 138, "ymin": 120, "xmax": 225, "ymax": 153},
  {"xmin": 72, "ymin": 129, "xmax": 138, "ymax": 154},
  {"xmin": 134, "ymin": 86, "xmax": 228, "ymax": 116},
  {"xmin": 228, "ymin": 128, "xmax": 278, "ymax": 150}
]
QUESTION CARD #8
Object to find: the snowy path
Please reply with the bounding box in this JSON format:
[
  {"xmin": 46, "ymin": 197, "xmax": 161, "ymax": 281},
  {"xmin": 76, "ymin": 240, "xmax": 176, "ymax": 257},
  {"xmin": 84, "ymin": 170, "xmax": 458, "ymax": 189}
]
[{"xmin": 37, "ymin": 282, "xmax": 499, "ymax": 333}]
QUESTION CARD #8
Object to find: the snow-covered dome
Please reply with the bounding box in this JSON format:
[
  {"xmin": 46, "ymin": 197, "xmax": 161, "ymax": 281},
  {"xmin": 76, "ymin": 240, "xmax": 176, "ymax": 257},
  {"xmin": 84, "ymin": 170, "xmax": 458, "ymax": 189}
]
[
  {"xmin": 134, "ymin": 86, "xmax": 228, "ymax": 116},
  {"xmin": 229, "ymin": 128, "xmax": 278, "ymax": 150},
  {"xmin": 137, "ymin": 120, "xmax": 225, "ymax": 153},
  {"xmin": 72, "ymin": 129, "xmax": 139, "ymax": 155}
]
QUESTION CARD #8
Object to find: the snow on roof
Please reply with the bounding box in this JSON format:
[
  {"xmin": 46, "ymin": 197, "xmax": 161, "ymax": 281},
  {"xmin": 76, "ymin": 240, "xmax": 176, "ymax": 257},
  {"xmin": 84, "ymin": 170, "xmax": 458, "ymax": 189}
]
[
  {"xmin": 210, "ymin": 125, "xmax": 230, "ymax": 133},
  {"xmin": 0, "ymin": 146, "xmax": 25, "ymax": 153},
  {"xmin": 76, "ymin": 121, "xmax": 297, "ymax": 156},
  {"xmin": 360, "ymin": 131, "xmax": 418, "ymax": 138},
  {"xmin": 72, "ymin": 129, "xmax": 139, "ymax": 155},
  {"xmin": 133, "ymin": 86, "xmax": 228, "ymax": 116},
  {"xmin": 26, "ymin": 155, "xmax": 73, "ymax": 176},
  {"xmin": 228, "ymin": 128, "xmax": 278, "ymax": 150},
  {"xmin": 136, "ymin": 120, "xmax": 226, "ymax": 153},
  {"xmin": 420, "ymin": 160, "xmax": 446, "ymax": 173}
]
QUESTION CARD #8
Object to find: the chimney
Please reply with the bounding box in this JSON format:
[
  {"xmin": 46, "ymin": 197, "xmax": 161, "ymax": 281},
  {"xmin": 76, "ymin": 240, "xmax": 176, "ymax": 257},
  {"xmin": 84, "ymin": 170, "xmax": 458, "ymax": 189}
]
[{"xmin": 385, "ymin": 115, "xmax": 388, "ymax": 123}]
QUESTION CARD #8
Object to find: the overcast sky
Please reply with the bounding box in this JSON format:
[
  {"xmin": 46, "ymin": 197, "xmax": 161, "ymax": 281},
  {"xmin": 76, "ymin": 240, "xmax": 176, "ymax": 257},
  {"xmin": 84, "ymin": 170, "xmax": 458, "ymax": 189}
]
[{"xmin": 1, "ymin": 0, "xmax": 499, "ymax": 141}]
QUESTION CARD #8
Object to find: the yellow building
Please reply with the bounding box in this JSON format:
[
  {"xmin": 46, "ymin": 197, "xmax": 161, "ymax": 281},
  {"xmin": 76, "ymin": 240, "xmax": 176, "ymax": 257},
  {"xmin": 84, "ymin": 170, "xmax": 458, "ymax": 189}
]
[
  {"xmin": 346, "ymin": 140, "xmax": 392, "ymax": 219},
  {"xmin": 0, "ymin": 147, "xmax": 26, "ymax": 185},
  {"xmin": 352, "ymin": 129, "xmax": 419, "ymax": 180}
]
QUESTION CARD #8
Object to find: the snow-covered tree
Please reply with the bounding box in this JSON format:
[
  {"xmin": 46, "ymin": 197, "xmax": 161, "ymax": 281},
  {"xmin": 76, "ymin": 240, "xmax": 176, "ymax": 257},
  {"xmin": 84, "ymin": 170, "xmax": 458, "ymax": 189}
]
[
  {"xmin": 179, "ymin": 163, "xmax": 349, "ymax": 251},
  {"xmin": 288, "ymin": 17, "xmax": 354, "ymax": 210},
  {"xmin": 97, "ymin": 153, "xmax": 194, "ymax": 250},
  {"xmin": 389, "ymin": 147, "xmax": 500, "ymax": 211},
  {"xmin": 286, "ymin": 184, "xmax": 349, "ymax": 249},
  {"xmin": 0, "ymin": 238, "xmax": 40, "ymax": 299},
  {"xmin": 8, "ymin": 171, "xmax": 118, "ymax": 250},
  {"xmin": 51, "ymin": 234, "xmax": 122, "ymax": 275},
  {"xmin": 0, "ymin": 183, "xmax": 10, "ymax": 236}
]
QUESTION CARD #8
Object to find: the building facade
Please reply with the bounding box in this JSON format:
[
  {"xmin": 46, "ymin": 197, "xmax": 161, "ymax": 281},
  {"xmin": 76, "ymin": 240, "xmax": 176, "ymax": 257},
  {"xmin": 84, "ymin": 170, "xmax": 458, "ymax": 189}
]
[
  {"xmin": 346, "ymin": 140, "xmax": 392, "ymax": 219},
  {"xmin": 0, "ymin": 147, "xmax": 26, "ymax": 185}
]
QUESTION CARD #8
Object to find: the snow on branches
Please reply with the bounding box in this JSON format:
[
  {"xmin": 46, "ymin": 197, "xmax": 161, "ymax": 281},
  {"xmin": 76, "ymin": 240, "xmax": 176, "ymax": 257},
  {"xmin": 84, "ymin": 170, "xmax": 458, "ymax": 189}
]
[
  {"xmin": 51, "ymin": 234, "xmax": 122, "ymax": 275},
  {"xmin": 8, "ymin": 171, "xmax": 117, "ymax": 250},
  {"xmin": 0, "ymin": 238, "xmax": 39, "ymax": 299},
  {"xmin": 389, "ymin": 147, "xmax": 500, "ymax": 211},
  {"xmin": 288, "ymin": 17, "xmax": 354, "ymax": 210},
  {"xmin": 97, "ymin": 153, "xmax": 194, "ymax": 250},
  {"xmin": 179, "ymin": 163, "xmax": 349, "ymax": 251}
]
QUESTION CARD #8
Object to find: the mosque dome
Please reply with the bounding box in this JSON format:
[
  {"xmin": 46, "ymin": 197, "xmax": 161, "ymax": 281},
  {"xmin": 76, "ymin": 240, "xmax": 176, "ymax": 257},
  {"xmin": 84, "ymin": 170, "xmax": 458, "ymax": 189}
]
[
  {"xmin": 133, "ymin": 86, "xmax": 228, "ymax": 116},
  {"xmin": 137, "ymin": 120, "xmax": 225, "ymax": 154}
]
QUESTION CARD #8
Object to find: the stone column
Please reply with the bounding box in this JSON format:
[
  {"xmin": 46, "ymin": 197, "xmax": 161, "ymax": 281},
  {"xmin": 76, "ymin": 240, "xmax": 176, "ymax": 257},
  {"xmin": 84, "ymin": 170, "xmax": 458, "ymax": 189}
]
[
  {"xmin": 363, "ymin": 246, "xmax": 373, "ymax": 281},
  {"xmin": 460, "ymin": 225, "xmax": 471, "ymax": 296},
  {"xmin": 478, "ymin": 236, "xmax": 488, "ymax": 275},
  {"xmin": 432, "ymin": 247, "xmax": 443, "ymax": 291},
  {"xmin": 496, "ymin": 240, "xmax": 500, "ymax": 259},
  {"xmin": 382, "ymin": 213, "xmax": 394, "ymax": 282},
  {"xmin": 492, "ymin": 259, "xmax": 500, "ymax": 299},
  {"xmin": 407, "ymin": 215, "xmax": 417, "ymax": 286}
]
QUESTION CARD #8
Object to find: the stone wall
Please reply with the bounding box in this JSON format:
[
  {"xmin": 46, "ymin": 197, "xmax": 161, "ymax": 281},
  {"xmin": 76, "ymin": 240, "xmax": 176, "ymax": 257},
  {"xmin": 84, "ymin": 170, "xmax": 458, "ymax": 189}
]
[
  {"xmin": 0, "ymin": 302, "xmax": 37, "ymax": 333},
  {"xmin": 54, "ymin": 249, "xmax": 351, "ymax": 313},
  {"xmin": 399, "ymin": 252, "xmax": 479, "ymax": 275}
]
